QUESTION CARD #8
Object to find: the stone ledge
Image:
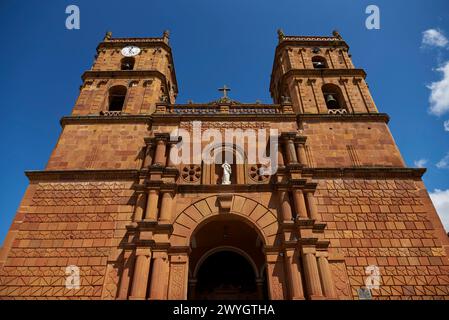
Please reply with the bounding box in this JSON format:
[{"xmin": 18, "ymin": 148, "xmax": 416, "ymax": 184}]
[
  {"xmin": 298, "ymin": 112, "xmax": 390, "ymax": 123},
  {"xmin": 283, "ymin": 68, "xmax": 367, "ymax": 79},
  {"xmin": 25, "ymin": 169, "xmax": 140, "ymax": 182},
  {"xmin": 152, "ymin": 113, "xmax": 297, "ymax": 122},
  {"xmin": 25, "ymin": 167, "xmax": 425, "ymax": 183},
  {"xmin": 60, "ymin": 115, "xmax": 152, "ymax": 126},
  {"xmin": 58, "ymin": 112, "xmax": 389, "ymax": 126},
  {"xmin": 81, "ymin": 70, "xmax": 167, "ymax": 81},
  {"xmin": 303, "ymin": 167, "xmax": 426, "ymax": 179}
]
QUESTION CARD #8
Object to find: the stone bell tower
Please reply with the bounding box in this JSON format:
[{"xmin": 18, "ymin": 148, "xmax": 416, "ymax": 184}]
[
  {"xmin": 72, "ymin": 30, "xmax": 177, "ymax": 117},
  {"xmin": 271, "ymin": 30, "xmax": 378, "ymax": 114}
]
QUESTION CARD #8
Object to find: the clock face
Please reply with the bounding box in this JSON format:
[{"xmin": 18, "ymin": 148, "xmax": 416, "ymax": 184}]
[{"xmin": 121, "ymin": 46, "xmax": 141, "ymax": 57}]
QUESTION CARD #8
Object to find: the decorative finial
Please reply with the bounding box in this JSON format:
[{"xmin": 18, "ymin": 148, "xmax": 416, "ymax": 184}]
[
  {"xmin": 159, "ymin": 94, "xmax": 169, "ymax": 103},
  {"xmin": 332, "ymin": 29, "xmax": 342, "ymax": 40},
  {"xmin": 163, "ymin": 30, "xmax": 170, "ymax": 39},
  {"xmin": 281, "ymin": 96, "xmax": 292, "ymax": 104},
  {"xmin": 104, "ymin": 31, "xmax": 112, "ymax": 41},
  {"xmin": 277, "ymin": 29, "xmax": 285, "ymax": 41}
]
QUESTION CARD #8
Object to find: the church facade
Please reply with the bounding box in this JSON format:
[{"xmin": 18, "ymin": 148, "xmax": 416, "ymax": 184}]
[{"xmin": 1, "ymin": 30, "xmax": 449, "ymax": 300}]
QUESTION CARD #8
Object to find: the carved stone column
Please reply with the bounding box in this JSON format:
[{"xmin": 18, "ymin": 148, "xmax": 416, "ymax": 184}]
[
  {"xmin": 292, "ymin": 189, "xmax": 308, "ymax": 219},
  {"xmin": 134, "ymin": 191, "xmax": 147, "ymax": 222},
  {"xmin": 154, "ymin": 134, "xmax": 168, "ymax": 166},
  {"xmin": 265, "ymin": 252, "xmax": 286, "ymax": 300},
  {"xmin": 277, "ymin": 143, "xmax": 285, "ymax": 167},
  {"xmin": 256, "ymin": 278, "xmax": 265, "ymax": 300},
  {"xmin": 117, "ymin": 250, "xmax": 134, "ymax": 299},
  {"xmin": 167, "ymin": 141, "xmax": 177, "ymax": 167},
  {"xmin": 149, "ymin": 251, "xmax": 169, "ymax": 300},
  {"xmin": 142, "ymin": 141, "xmax": 154, "ymax": 168},
  {"xmin": 168, "ymin": 253, "xmax": 190, "ymax": 300},
  {"xmin": 279, "ymin": 190, "xmax": 293, "ymax": 222},
  {"xmin": 306, "ymin": 192, "xmax": 319, "ymax": 221},
  {"xmin": 129, "ymin": 248, "xmax": 152, "ymax": 300},
  {"xmin": 144, "ymin": 189, "xmax": 159, "ymax": 221},
  {"xmin": 283, "ymin": 136, "xmax": 298, "ymax": 165},
  {"xmin": 317, "ymin": 253, "xmax": 337, "ymax": 299},
  {"xmin": 302, "ymin": 247, "xmax": 323, "ymax": 299},
  {"xmin": 159, "ymin": 190, "xmax": 174, "ymax": 222},
  {"xmin": 188, "ymin": 279, "xmax": 197, "ymax": 300},
  {"xmin": 284, "ymin": 249, "xmax": 305, "ymax": 300},
  {"xmin": 295, "ymin": 143, "xmax": 308, "ymax": 167}
]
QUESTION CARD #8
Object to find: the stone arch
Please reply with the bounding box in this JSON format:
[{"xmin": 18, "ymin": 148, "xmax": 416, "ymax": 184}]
[
  {"xmin": 171, "ymin": 195, "xmax": 279, "ymax": 247},
  {"xmin": 201, "ymin": 142, "xmax": 248, "ymax": 184},
  {"xmin": 193, "ymin": 246, "xmax": 259, "ymax": 278},
  {"xmin": 202, "ymin": 142, "xmax": 247, "ymax": 164},
  {"xmin": 321, "ymin": 83, "xmax": 347, "ymax": 111},
  {"xmin": 312, "ymin": 55, "xmax": 328, "ymax": 69},
  {"xmin": 101, "ymin": 80, "xmax": 130, "ymax": 112}
]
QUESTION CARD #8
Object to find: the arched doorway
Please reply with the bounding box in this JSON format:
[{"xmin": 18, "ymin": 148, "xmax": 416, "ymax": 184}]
[
  {"xmin": 188, "ymin": 217, "xmax": 268, "ymax": 300},
  {"xmin": 195, "ymin": 250, "xmax": 258, "ymax": 300}
]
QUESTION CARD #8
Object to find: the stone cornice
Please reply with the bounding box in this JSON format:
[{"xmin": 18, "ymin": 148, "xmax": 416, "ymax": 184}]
[
  {"xmin": 25, "ymin": 169, "xmax": 140, "ymax": 182},
  {"xmin": 152, "ymin": 113, "xmax": 297, "ymax": 123},
  {"xmin": 97, "ymin": 37, "xmax": 169, "ymax": 51},
  {"xmin": 59, "ymin": 113, "xmax": 389, "ymax": 126},
  {"xmin": 24, "ymin": 167, "xmax": 425, "ymax": 184},
  {"xmin": 302, "ymin": 167, "xmax": 426, "ymax": 179},
  {"xmin": 298, "ymin": 113, "xmax": 390, "ymax": 123},
  {"xmin": 60, "ymin": 115, "xmax": 152, "ymax": 126},
  {"xmin": 82, "ymin": 70, "xmax": 167, "ymax": 82},
  {"xmin": 277, "ymin": 36, "xmax": 349, "ymax": 50},
  {"xmin": 282, "ymin": 68, "xmax": 366, "ymax": 79}
]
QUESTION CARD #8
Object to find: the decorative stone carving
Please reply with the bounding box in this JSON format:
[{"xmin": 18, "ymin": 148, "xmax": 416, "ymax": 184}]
[
  {"xmin": 181, "ymin": 165, "xmax": 201, "ymax": 183},
  {"xmin": 249, "ymin": 164, "xmax": 270, "ymax": 182},
  {"xmin": 221, "ymin": 161, "xmax": 232, "ymax": 185},
  {"xmin": 180, "ymin": 121, "xmax": 270, "ymax": 131}
]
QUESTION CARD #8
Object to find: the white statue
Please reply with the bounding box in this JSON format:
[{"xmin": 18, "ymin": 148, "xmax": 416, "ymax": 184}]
[{"xmin": 221, "ymin": 160, "xmax": 232, "ymax": 185}]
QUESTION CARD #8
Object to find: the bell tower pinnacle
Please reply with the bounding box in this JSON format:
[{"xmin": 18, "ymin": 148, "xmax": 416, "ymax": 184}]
[{"xmin": 270, "ymin": 30, "xmax": 377, "ymax": 115}]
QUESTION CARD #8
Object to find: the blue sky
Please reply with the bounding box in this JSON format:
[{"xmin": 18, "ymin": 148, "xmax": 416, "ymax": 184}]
[{"xmin": 1, "ymin": 0, "xmax": 449, "ymax": 243}]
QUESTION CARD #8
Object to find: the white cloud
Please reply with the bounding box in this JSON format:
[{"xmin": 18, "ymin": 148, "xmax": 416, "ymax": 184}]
[
  {"xmin": 436, "ymin": 152, "xmax": 449, "ymax": 169},
  {"xmin": 444, "ymin": 120, "xmax": 449, "ymax": 131},
  {"xmin": 413, "ymin": 159, "xmax": 428, "ymax": 168},
  {"xmin": 422, "ymin": 29, "xmax": 448, "ymax": 48},
  {"xmin": 429, "ymin": 189, "xmax": 449, "ymax": 232},
  {"xmin": 428, "ymin": 61, "xmax": 449, "ymax": 116}
]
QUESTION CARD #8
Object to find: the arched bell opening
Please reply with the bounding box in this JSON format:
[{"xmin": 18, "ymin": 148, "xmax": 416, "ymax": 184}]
[
  {"xmin": 321, "ymin": 83, "xmax": 347, "ymax": 111},
  {"xmin": 312, "ymin": 56, "xmax": 328, "ymax": 69},
  {"xmin": 107, "ymin": 85, "xmax": 127, "ymax": 111}
]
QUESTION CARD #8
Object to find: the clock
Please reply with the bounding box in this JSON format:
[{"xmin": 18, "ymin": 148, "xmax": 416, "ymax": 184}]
[{"xmin": 121, "ymin": 46, "xmax": 141, "ymax": 57}]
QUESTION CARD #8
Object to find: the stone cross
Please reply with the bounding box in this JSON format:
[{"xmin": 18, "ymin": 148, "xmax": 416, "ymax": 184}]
[{"xmin": 218, "ymin": 85, "xmax": 231, "ymax": 98}]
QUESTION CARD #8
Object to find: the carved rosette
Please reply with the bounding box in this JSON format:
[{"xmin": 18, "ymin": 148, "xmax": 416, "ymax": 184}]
[
  {"xmin": 181, "ymin": 165, "xmax": 201, "ymax": 183},
  {"xmin": 248, "ymin": 164, "xmax": 270, "ymax": 182}
]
